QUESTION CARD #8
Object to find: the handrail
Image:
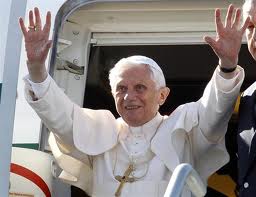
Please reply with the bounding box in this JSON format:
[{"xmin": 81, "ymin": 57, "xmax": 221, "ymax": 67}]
[{"xmin": 164, "ymin": 163, "xmax": 206, "ymax": 197}]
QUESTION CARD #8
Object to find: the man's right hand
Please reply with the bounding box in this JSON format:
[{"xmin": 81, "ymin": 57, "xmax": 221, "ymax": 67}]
[{"xmin": 19, "ymin": 7, "xmax": 52, "ymax": 83}]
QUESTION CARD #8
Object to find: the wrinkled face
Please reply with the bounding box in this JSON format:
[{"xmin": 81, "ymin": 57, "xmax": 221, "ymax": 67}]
[
  {"xmin": 245, "ymin": 3, "xmax": 256, "ymax": 60},
  {"xmin": 112, "ymin": 64, "xmax": 169, "ymax": 127}
]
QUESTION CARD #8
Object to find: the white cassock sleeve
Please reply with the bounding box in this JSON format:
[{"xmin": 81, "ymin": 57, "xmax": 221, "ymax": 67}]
[
  {"xmin": 192, "ymin": 65, "xmax": 244, "ymax": 180},
  {"xmin": 24, "ymin": 75, "xmax": 119, "ymax": 158},
  {"xmin": 199, "ymin": 66, "xmax": 244, "ymax": 142}
]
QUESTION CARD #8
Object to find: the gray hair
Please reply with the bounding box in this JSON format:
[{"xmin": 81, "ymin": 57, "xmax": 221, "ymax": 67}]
[{"xmin": 109, "ymin": 55, "xmax": 166, "ymax": 92}]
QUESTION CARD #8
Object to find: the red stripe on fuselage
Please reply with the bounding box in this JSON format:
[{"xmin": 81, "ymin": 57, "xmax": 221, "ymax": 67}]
[{"xmin": 10, "ymin": 163, "xmax": 51, "ymax": 197}]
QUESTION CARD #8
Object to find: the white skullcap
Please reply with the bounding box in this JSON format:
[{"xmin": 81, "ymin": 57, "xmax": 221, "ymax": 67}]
[
  {"xmin": 109, "ymin": 55, "xmax": 166, "ymax": 90},
  {"xmin": 121, "ymin": 55, "xmax": 164, "ymax": 75}
]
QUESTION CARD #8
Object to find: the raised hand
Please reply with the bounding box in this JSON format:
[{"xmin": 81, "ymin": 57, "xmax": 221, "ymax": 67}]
[
  {"xmin": 19, "ymin": 7, "xmax": 52, "ymax": 82},
  {"xmin": 204, "ymin": 4, "xmax": 250, "ymax": 69}
]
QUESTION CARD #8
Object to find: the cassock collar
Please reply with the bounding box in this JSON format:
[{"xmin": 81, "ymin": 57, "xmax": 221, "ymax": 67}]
[{"xmin": 118, "ymin": 112, "xmax": 163, "ymax": 142}]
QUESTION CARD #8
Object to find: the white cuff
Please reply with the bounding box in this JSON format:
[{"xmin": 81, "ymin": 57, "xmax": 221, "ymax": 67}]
[
  {"xmin": 23, "ymin": 74, "xmax": 51, "ymax": 99},
  {"xmin": 216, "ymin": 65, "xmax": 243, "ymax": 92}
]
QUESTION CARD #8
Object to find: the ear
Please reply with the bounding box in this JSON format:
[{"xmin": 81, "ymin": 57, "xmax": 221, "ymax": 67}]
[{"xmin": 158, "ymin": 87, "xmax": 170, "ymax": 106}]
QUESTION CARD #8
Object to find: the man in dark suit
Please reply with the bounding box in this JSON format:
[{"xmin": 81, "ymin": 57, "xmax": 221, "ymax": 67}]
[{"xmin": 237, "ymin": 0, "xmax": 256, "ymax": 196}]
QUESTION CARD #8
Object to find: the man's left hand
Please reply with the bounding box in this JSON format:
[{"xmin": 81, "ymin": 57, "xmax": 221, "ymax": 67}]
[{"xmin": 204, "ymin": 4, "xmax": 250, "ymax": 68}]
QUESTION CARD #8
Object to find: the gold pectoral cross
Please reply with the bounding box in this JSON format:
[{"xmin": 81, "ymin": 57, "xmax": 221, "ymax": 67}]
[{"xmin": 114, "ymin": 164, "xmax": 135, "ymax": 197}]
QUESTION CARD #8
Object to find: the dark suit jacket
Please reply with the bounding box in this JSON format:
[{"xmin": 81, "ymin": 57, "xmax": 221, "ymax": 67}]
[{"xmin": 238, "ymin": 82, "xmax": 256, "ymax": 196}]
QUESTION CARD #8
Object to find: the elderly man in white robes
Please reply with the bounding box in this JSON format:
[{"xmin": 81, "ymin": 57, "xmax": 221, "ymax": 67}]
[{"xmin": 19, "ymin": 4, "xmax": 249, "ymax": 197}]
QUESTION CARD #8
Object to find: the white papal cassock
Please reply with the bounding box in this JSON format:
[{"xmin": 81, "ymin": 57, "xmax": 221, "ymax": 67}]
[{"xmin": 24, "ymin": 66, "xmax": 244, "ymax": 197}]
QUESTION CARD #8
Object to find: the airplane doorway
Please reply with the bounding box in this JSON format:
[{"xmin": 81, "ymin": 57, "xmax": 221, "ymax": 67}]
[{"xmin": 84, "ymin": 44, "xmax": 255, "ymax": 115}]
